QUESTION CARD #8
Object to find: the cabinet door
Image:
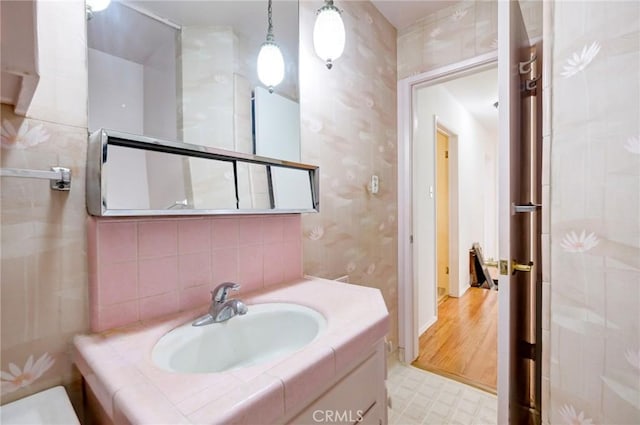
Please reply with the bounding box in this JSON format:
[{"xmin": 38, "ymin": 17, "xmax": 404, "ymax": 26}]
[
  {"xmin": 356, "ymin": 402, "xmax": 382, "ymax": 425},
  {"xmin": 289, "ymin": 352, "xmax": 385, "ymax": 425}
]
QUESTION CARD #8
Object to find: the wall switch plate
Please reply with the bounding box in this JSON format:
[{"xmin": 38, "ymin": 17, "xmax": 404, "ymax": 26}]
[{"xmin": 371, "ymin": 175, "xmax": 379, "ymax": 194}]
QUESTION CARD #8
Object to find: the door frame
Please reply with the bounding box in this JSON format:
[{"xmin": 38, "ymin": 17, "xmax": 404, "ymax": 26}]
[
  {"xmin": 434, "ymin": 122, "xmax": 458, "ymax": 304},
  {"xmin": 397, "ymin": 50, "xmax": 498, "ymax": 364}
]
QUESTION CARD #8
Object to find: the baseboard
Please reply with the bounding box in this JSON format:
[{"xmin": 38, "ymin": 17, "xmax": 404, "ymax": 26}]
[{"xmin": 419, "ymin": 315, "xmax": 438, "ymax": 335}]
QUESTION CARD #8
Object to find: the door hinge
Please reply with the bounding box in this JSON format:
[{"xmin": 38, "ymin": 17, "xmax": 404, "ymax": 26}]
[
  {"xmin": 409, "ymin": 235, "xmax": 414, "ymax": 243},
  {"xmin": 445, "ymin": 266, "xmax": 449, "ymax": 274},
  {"xmin": 520, "ymin": 341, "xmax": 536, "ymax": 360},
  {"xmin": 445, "ymin": 150, "xmax": 449, "ymax": 159},
  {"xmin": 513, "ymin": 202, "xmax": 542, "ymax": 214}
]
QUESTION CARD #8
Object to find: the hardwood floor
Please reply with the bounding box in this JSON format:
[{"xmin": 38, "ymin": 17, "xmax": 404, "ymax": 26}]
[{"xmin": 412, "ymin": 287, "xmax": 498, "ymax": 393}]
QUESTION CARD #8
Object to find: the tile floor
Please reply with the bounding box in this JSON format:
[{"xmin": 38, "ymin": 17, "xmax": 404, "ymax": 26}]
[{"xmin": 387, "ymin": 362, "xmax": 497, "ymax": 425}]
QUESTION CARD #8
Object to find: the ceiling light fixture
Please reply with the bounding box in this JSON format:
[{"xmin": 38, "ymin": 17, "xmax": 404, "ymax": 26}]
[
  {"xmin": 313, "ymin": 0, "xmax": 345, "ymax": 69},
  {"xmin": 257, "ymin": 0, "xmax": 285, "ymax": 93},
  {"xmin": 86, "ymin": 0, "xmax": 111, "ymax": 19}
]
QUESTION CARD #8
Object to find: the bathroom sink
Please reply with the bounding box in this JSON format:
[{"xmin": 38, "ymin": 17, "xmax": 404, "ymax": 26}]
[{"xmin": 152, "ymin": 303, "xmax": 326, "ymax": 373}]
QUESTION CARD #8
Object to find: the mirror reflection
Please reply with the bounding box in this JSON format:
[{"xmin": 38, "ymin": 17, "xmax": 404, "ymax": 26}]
[
  {"xmin": 87, "ymin": 0, "xmax": 299, "ymax": 157},
  {"xmin": 87, "ymin": 130, "xmax": 318, "ymax": 216}
]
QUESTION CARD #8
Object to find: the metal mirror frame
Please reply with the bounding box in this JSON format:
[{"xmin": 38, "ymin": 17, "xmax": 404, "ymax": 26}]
[{"xmin": 86, "ymin": 129, "xmax": 319, "ymax": 216}]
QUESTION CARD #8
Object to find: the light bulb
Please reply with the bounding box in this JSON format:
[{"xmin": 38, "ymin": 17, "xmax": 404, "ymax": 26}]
[
  {"xmin": 257, "ymin": 42, "xmax": 285, "ymax": 93},
  {"xmin": 313, "ymin": 2, "xmax": 345, "ymax": 69},
  {"xmin": 86, "ymin": 0, "xmax": 111, "ymax": 12}
]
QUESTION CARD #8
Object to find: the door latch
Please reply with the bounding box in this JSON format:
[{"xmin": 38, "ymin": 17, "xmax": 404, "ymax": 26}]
[
  {"xmin": 512, "ymin": 260, "xmax": 534, "ymax": 274},
  {"xmin": 499, "ymin": 260, "xmax": 509, "ymax": 275}
]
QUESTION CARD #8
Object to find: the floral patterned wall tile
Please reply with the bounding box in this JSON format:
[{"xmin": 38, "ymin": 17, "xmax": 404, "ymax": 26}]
[
  {"xmin": 549, "ymin": 1, "xmax": 640, "ymax": 424},
  {"xmin": 0, "ymin": 103, "xmax": 89, "ymax": 404},
  {"xmin": 397, "ymin": 0, "xmax": 542, "ymax": 80},
  {"xmin": 299, "ymin": 1, "xmax": 399, "ymax": 348}
]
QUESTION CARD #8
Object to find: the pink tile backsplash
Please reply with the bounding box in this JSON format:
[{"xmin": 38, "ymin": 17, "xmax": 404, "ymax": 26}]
[
  {"xmin": 99, "ymin": 301, "xmax": 139, "ymax": 331},
  {"xmin": 282, "ymin": 215, "xmax": 301, "ymax": 241},
  {"xmin": 98, "ymin": 261, "xmax": 138, "ymax": 305},
  {"xmin": 210, "ymin": 218, "xmax": 238, "ymax": 248},
  {"xmin": 179, "ymin": 285, "xmax": 212, "ymax": 311},
  {"xmin": 263, "ymin": 243, "xmax": 285, "ymax": 287},
  {"xmin": 139, "ymin": 292, "xmax": 179, "ymax": 322},
  {"xmin": 177, "ymin": 219, "xmax": 211, "ymax": 254},
  {"xmin": 138, "ymin": 257, "xmax": 178, "ymax": 298},
  {"xmin": 238, "ymin": 244, "xmax": 264, "ymax": 293},
  {"xmin": 138, "ymin": 221, "xmax": 178, "ymax": 259},
  {"xmin": 283, "ymin": 241, "xmax": 304, "ymax": 282},
  {"xmin": 98, "ymin": 221, "xmax": 137, "ymax": 263},
  {"xmin": 238, "ymin": 217, "xmax": 263, "ymax": 245},
  {"xmin": 88, "ymin": 215, "xmax": 302, "ymax": 332},
  {"xmin": 262, "ymin": 216, "xmax": 284, "ymax": 244},
  {"xmin": 178, "ymin": 252, "xmax": 211, "ymax": 289},
  {"xmin": 211, "ymin": 248, "xmax": 239, "ymax": 283}
]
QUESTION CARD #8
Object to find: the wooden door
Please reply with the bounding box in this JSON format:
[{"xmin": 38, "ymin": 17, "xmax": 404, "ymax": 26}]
[
  {"xmin": 436, "ymin": 129, "xmax": 450, "ymax": 300},
  {"xmin": 498, "ymin": 0, "xmax": 542, "ymax": 423}
]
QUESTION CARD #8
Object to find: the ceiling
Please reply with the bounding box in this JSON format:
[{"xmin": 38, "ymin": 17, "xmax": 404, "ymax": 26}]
[
  {"xmin": 439, "ymin": 67, "xmax": 499, "ymax": 137},
  {"xmin": 370, "ymin": 0, "xmax": 454, "ymax": 30},
  {"xmin": 89, "ymin": 1, "xmax": 298, "ymax": 68}
]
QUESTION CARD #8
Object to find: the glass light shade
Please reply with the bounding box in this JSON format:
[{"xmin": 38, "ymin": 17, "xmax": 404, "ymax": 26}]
[
  {"xmin": 257, "ymin": 42, "xmax": 285, "ymax": 92},
  {"xmin": 86, "ymin": 0, "xmax": 111, "ymax": 12},
  {"xmin": 313, "ymin": 6, "xmax": 345, "ymax": 69}
]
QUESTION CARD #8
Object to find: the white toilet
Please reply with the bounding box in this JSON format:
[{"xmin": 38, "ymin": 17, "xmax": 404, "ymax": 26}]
[{"xmin": 0, "ymin": 386, "xmax": 80, "ymax": 425}]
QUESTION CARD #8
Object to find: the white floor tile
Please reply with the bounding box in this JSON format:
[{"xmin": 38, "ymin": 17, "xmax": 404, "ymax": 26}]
[{"xmin": 387, "ymin": 363, "xmax": 497, "ymax": 425}]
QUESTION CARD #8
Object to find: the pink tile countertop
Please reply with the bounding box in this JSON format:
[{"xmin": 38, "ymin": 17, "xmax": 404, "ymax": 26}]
[{"xmin": 73, "ymin": 277, "xmax": 389, "ymax": 424}]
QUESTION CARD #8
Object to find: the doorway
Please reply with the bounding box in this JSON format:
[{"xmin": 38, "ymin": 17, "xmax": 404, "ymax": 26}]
[
  {"xmin": 408, "ymin": 65, "xmax": 500, "ymax": 393},
  {"xmin": 436, "ymin": 128, "xmax": 450, "ymax": 304},
  {"xmin": 397, "ymin": 2, "xmax": 543, "ymax": 422}
]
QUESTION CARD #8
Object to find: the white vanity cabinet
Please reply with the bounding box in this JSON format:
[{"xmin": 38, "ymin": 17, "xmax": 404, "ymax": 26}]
[
  {"xmin": 287, "ymin": 340, "xmax": 387, "ymax": 425},
  {"xmin": 73, "ymin": 278, "xmax": 390, "ymax": 425}
]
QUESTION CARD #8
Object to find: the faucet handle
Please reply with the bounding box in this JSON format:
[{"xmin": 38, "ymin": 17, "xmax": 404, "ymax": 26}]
[{"xmin": 212, "ymin": 282, "xmax": 240, "ymax": 303}]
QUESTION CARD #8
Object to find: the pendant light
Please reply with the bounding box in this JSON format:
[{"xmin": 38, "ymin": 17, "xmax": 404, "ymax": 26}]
[
  {"xmin": 313, "ymin": 0, "xmax": 345, "ymax": 69},
  {"xmin": 257, "ymin": 0, "xmax": 285, "ymax": 93},
  {"xmin": 86, "ymin": 0, "xmax": 111, "ymax": 19}
]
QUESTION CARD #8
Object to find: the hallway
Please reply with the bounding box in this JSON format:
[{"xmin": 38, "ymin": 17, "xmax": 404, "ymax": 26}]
[{"xmin": 413, "ymin": 287, "xmax": 498, "ymax": 392}]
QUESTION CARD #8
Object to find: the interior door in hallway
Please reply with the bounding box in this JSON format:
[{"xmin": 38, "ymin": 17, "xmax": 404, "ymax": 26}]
[
  {"xmin": 498, "ymin": 0, "xmax": 542, "ymax": 423},
  {"xmin": 436, "ymin": 129, "xmax": 450, "ymax": 302}
]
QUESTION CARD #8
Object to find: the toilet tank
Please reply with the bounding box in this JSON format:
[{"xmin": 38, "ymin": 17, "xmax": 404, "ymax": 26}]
[{"xmin": 0, "ymin": 386, "xmax": 80, "ymax": 425}]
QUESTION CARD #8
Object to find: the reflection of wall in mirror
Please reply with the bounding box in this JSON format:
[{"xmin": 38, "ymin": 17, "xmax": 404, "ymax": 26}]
[
  {"xmin": 254, "ymin": 87, "xmax": 309, "ymax": 209},
  {"xmin": 88, "ymin": 2, "xmax": 304, "ymax": 212},
  {"xmin": 105, "ymin": 145, "xmax": 150, "ymax": 209},
  {"xmin": 87, "ymin": 2, "xmax": 178, "ymax": 140},
  {"xmin": 104, "ymin": 146, "xmax": 189, "ymax": 211},
  {"xmin": 179, "ymin": 26, "xmax": 277, "ymax": 209},
  {"xmin": 88, "ymin": 2, "xmax": 187, "ymax": 210}
]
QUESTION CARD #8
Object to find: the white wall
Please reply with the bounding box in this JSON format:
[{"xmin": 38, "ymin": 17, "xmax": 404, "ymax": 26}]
[
  {"xmin": 105, "ymin": 145, "xmax": 150, "ymax": 209},
  {"xmin": 142, "ymin": 38, "xmax": 186, "ymax": 209},
  {"xmin": 88, "ymin": 48, "xmax": 143, "ymax": 134},
  {"xmin": 143, "ymin": 27, "xmax": 177, "ymax": 141},
  {"xmin": 414, "ymin": 82, "xmax": 498, "ymax": 332},
  {"xmin": 254, "ymin": 86, "xmax": 310, "ymax": 210}
]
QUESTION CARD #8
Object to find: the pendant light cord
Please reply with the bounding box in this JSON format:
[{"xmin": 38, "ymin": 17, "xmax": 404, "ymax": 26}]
[{"xmin": 266, "ymin": 0, "xmax": 274, "ymax": 42}]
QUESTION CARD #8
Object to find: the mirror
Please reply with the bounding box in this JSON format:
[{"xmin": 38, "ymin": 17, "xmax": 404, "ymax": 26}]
[
  {"xmin": 86, "ymin": 129, "xmax": 319, "ymax": 216},
  {"xmin": 86, "ymin": 0, "xmax": 300, "ymax": 157}
]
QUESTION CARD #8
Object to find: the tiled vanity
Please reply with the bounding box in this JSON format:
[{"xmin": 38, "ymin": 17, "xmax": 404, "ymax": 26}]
[{"xmin": 74, "ymin": 277, "xmax": 389, "ymax": 424}]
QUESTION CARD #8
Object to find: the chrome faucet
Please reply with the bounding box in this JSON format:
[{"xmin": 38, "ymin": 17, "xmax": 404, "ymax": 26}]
[{"xmin": 192, "ymin": 282, "xmax": 248, "ymax": 326}]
